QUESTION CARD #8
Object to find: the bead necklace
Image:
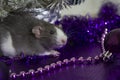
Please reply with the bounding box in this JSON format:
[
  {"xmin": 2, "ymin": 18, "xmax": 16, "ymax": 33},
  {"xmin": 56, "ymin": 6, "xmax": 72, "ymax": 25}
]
[{"xmin": 9, "ymin": 28, "xmax": 113, "ymax": 79}]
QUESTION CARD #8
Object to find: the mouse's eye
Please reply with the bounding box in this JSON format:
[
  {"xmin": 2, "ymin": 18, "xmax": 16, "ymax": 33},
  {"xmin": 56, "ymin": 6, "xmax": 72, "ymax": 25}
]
[{"xmin": 50, "ymin": 30, "xmax": 55, "ymax": 34}]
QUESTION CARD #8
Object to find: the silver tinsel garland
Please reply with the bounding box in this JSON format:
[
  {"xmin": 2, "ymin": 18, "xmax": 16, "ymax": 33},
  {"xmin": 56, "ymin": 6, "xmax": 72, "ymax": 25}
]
[
  {"xmin": 0, "ymin": 0, "xmax": 84, "ymax": 19},
  {"xmin": 33, "ymin": 0, "xmax": 85, "ymax": 23}
]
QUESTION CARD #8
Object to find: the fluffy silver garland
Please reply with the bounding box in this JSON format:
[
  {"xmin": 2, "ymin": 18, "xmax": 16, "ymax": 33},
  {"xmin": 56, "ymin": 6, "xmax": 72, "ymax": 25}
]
[{"xmin": 0, "ymin": 0, "xmax": 84, "ymax": 18}]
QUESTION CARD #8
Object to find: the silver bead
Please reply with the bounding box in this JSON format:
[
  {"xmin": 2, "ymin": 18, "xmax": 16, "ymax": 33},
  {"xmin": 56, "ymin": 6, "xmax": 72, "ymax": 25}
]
[
  {"xmin": 78, "ymin": 57, "xmax": 84, "ymax": 61},
  {"xmin": 105, "ymin": 31, "xmax": 108, "ymax": 34},
  {"xmin": 25, "ymin": 72, "xmax": 29, "ymax": 75},
  {"xmin": 56, "ymin": 61, "xmax": 62, "ymax": 66},
  {"xmin": 105, "ymin": 22, "xmax": 108, "ymax": 25},
  {"xmin": 35, "ymin": 71, "xmax": 39, "ymax": 74},
  {"xmin": 70, "ymin": 57, "xmax": 76, "ymax": 62},
  {"xmin": 102, "ymin": 34, "xmax": 105, "ymax": 38},
  {"xmin": 29, "ymin": 69, "xmax": 35, "ymax": 75},
  {"xmin": 50, "ymin": 63, "xmax": 56, "ymax": 68},
  {"xmin": 63, "ymin": 59, "xmax": 69, "ymax": 64},
  {"xmin": 99, "ymin": 53, "xmax": 103, "ymax": 57},
  {"xmin": 10, "ymin": 73, "xmax": 16, "ymax": 78},
  {"xmin": 20, "ymin": 71, "xmax": 26, "ymax": 77},
  {"xmin": 105, "ymin": 28, "xmax": 108, "ymax": 32},
  {"xmin": 102, "ymin": 38, "xmax": 104, "ymax": 41},
  {"xmin": 94, "ymin": 56, "xmax": 99, "ymax": 60},
  {"xmin": 37, "ymin": 67, "xmax": 43, "ymax": 73},
  {"xmin": 9, "ymin": 69, "xmax": 12, "ymax": 73},
  {"xmin": 44, "ymin": 65, "xmax": 50, "ymax": 71},
  {"xmin": 87, "ymin": 57, "xmax": 92, "ymax": 61}
]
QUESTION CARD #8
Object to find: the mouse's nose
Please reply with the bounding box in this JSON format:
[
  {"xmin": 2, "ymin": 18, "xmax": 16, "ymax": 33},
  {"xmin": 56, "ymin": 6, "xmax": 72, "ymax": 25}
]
[{"xmin": 61, "ymin": 39, "xmax": 67, "ymax": 45}]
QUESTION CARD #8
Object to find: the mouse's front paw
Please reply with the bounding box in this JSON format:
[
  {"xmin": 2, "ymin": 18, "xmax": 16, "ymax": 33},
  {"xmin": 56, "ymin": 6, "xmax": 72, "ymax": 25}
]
[{"xmin": 50, "ymin": 50, "xmax": 60, "ymax": 57}]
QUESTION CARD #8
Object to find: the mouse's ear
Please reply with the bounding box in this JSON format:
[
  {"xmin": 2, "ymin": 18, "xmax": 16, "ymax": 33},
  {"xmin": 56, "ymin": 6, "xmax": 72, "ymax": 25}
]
[
  {"xmin": 32, "ymin": 26, "xmax": 43, "ymax": 38},
  {"xmin": 56, "ymin": 24, "xmax": 63, "ymax": 29},
  {"xmin": 58, "ymin": 25, "xmax": 62, "ymax": 28}
]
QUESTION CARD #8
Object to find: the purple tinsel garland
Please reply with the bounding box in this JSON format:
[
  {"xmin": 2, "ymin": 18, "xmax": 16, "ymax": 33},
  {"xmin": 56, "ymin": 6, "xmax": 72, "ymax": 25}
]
[
  {"xmin": 55, "ymin": 2, "xmax": 120, "ymax": 47},
  {"xmin": 0, "ymin": 2, "xmax": 119, "ymax": 80},
  {"xmin": 1, "ymin": 2, "xmax": 120, "ymax": 65}
]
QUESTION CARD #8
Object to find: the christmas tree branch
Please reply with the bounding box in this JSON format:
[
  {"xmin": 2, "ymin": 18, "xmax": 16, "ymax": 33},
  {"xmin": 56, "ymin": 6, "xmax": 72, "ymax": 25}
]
[{"xmin": 0, "ymin": 0, "xmax": 84, "ymax": 18}]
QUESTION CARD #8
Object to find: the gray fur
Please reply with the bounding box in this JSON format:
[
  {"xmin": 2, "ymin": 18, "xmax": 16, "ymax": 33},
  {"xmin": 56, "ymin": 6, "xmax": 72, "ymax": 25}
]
[{"xmin": 0, "ymin": 12, "xmax": 61, "ymax": 57}]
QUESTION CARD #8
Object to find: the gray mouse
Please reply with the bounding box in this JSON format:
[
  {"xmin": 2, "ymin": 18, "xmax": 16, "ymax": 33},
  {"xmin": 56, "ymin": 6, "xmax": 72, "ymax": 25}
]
[{"xmin": 0, "ymin": 11, "xmax": 67, "ymax": 58}]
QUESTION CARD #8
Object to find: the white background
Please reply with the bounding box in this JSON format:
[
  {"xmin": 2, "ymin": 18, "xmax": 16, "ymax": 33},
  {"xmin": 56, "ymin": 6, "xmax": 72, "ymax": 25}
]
[{"xmin": 61, "ymin": 0, "xmax": 120, "ymax": 17}]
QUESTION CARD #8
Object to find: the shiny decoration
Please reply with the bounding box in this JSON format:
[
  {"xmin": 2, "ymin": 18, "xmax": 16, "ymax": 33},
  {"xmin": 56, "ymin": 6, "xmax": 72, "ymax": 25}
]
[
  {"xmin": 68, "ymin": 0, "xmax": 85, "ymax": 5},
  {"xmin": 55, "ymin": 2, "xmax": 120, "ymax": 47},
  {"xmin": 9, "ymin": 29, "xmax": 113, "ymax": 79},
  {"xmin": 101, "ymin": 28, "xmax": 108, "ymax": 53},
  {"xmin": 32, "ymin": 8, "xmax": 61, "ymax": 23},
  {"xmin": 103, "ymin": 28, "xmax": 120, "ymax": 65},
  {"xmin": 104, "ymin": 28, "xmax": 120, "ymax": 54},
  {"xmin": 0, "ymin": 2, "xmax": 120, "ymax": 79},
  {"xmin": 28, "ymin": 0, "xmax": 85, "ymax": 23},
  {"xmin": 46, "ymin": 0, "xmax": 85, "ymax": 12},
  {"xmin": 0, "ymin": 0, "xmax": 84, "ymax": 18},
  {"xmin": 9, "ymin": 51, "xmax": 112, "ymax": 80}
]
